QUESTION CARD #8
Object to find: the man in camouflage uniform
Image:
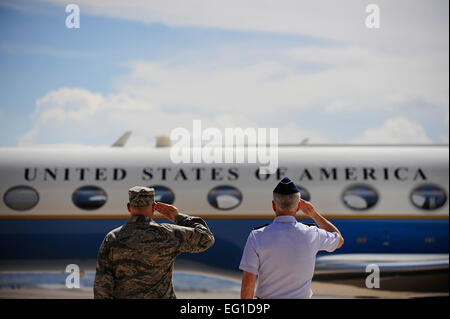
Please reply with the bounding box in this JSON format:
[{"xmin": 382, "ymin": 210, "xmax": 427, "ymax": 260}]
[{"xmin": 93, "ymin": 186, "xmax": 215, "ymax": 299}]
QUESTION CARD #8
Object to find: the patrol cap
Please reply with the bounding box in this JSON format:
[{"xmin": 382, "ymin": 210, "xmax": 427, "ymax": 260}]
[
  {"xmin": 273, "ymin": 177, "xmax": 300, "ymax": 195},
  {"xmin": 128, "ymin": 186, "xmax": 155, "ymax": 207}
]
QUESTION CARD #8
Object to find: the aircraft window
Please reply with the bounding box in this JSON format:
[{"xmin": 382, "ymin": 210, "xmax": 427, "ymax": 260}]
[
  {"xmin": 297, "ymin": 185, "xmax": 311, "ymax": 201},
  {"xmin": 148, "ymin": 185, "xmax": 175, "ymax": 204},
  {"xmin": 72, "ymin": 185, "xmax": 107, "ymax": 210},
  {"xmin": 3, "ymin": 185, "xmax": 39, "ymax": 211},
  {"xmin": 410, "ymin": 184, "xmax": 447, "ymax": 210},
  {"xmin": 207, "ymin": 185, "xmax": 243, "ymax": 210},
  {"xmin": 342, "ymin": 184, "xmax": 378, "ymax": 211}
]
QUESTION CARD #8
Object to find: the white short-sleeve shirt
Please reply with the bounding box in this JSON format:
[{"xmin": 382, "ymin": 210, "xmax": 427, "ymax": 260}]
[{"xmin": 239, "ymin": 215, "xmax": 340, "ymax": 299}]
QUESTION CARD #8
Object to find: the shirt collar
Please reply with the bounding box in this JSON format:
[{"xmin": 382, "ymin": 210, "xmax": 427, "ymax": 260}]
[
  {"xmin": 127, "ymin": 215, "xmax": 152, "ymax": 224},
  {"xmin": 274, "ymin": 215, "xmax": 297, "ymax": 224}
]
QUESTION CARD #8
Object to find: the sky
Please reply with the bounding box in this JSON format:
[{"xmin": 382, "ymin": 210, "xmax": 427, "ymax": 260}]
[{"xmin": 0, "ymin": 0, "xmax": 448, "ymax": 147}]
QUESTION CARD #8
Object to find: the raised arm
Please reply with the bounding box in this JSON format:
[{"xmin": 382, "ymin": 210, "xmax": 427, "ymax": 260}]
[
  {"xmin": 156, "ymin": 202, "xmax": 215, "ymax": 253},
  {"xmin": 299, "ymin": 199, "xmax": 344, "ymax": 249}
]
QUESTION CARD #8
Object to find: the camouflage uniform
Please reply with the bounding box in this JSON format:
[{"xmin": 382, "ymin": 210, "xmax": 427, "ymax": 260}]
[{"xmin": 93, "ymin": 187, "xmax": 215, "ymax": 299}]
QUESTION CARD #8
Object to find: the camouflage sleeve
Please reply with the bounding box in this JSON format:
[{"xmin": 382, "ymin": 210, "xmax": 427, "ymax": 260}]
[
  {"xmin": 173, "ymin": 213, "xmax": 215, "ymax": 253},
  {"xmin": 93, "ymin": 234, "xmax": 115, "ymax": 299}
]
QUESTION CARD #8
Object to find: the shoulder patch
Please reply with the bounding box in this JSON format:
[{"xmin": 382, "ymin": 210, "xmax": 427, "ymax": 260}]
[{"xmin": 253, "ymin": 223, "xmax": 269, "ymax": 230}]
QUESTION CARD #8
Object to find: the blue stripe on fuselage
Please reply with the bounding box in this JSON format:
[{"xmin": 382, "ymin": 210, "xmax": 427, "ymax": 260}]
[{"xmin": 0, "ymin": 218, "xmax": 447, "ymax": 271}]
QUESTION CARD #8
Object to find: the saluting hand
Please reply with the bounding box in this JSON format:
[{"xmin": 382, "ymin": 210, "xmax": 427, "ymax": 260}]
[
  {"xmin": 155, "ymin": 202, "xmax": 179, "ymax": 222},
  {"xmin": 299, "ymin": 199, "xmax": 317, "ymax": 218}
]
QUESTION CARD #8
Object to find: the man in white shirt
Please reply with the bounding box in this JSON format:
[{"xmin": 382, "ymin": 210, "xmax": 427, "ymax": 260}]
[{"xmin": 239, "ymin": 177, "xmax": 344, "ymax": 299}]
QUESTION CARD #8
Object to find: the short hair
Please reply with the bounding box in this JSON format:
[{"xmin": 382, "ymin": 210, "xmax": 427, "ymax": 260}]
[{"xmin": 273, "ymin": 192, "xmax": 300, "ymax": 212}]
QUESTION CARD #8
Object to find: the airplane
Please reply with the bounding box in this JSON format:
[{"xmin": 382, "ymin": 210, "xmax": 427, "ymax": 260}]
[{"xmin": 0, "ymin": 135, "xmax": 448, "ymax": 284}]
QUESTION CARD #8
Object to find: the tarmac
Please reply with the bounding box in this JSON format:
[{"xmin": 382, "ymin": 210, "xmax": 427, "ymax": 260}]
[{"xmin": 0, "ymin": 270, "xmax": 447, "ymax": 299}]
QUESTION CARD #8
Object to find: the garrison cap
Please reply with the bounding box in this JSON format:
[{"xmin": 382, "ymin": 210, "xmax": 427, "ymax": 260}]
[
  {"xmin": 273, "ymin": 177, "xmax": 300, "ymax": 195},
  {"xmin": 128, "ymin": 186, "xmax": 154, "ymax": 207}
]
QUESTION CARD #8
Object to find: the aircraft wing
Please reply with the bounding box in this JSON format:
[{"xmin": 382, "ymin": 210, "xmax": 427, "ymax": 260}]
[{"xmin": 314, "ymin": 254, "xmax": 449, "ymax": 274}]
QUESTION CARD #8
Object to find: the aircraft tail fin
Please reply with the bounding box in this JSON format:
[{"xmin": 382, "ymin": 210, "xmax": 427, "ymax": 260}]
[{"xmin": 112, "ymin": 131, "xmax": 132, "ymax": 147}]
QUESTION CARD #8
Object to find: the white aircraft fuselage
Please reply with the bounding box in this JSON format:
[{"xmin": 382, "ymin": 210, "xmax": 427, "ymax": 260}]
[{"xmin": 0, "ymin": 145, "xmax": 448, "ymax": 273}]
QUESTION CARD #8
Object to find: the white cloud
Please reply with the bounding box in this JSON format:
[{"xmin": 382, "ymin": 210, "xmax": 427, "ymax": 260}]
[
  {"xmin": 19, "ymin": 43, "xmax": 448, "ymax": 146},
  {"xmin": 18, "ymin": 82, "xmax": 330, "ymax": 147},
  {"xmin": 351, "ymin": 117, "xmax": 432, "ymax": 144},
  {"xmin": 16, "ymin": 0, "xmax": 448, "ymax": 145},
  {"xmin": 289, "ymin": 46, "xmax": 448, "ymax": 114},
  {"xmin": 19, "ymin": 87, "xmax": 161, "ymax": 146},
  {"xmin": 115, "ymin": 45, "xmax": 448, "ymax": 119}
]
